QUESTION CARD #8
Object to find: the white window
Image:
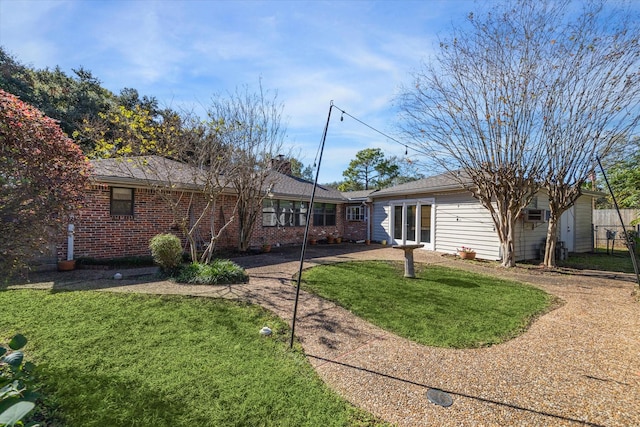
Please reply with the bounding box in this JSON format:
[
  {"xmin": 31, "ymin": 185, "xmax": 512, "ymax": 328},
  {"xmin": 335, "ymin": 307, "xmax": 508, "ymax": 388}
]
[{"xmin": 346, "ymin": 205, "xmax": 365, "ymax": 221}]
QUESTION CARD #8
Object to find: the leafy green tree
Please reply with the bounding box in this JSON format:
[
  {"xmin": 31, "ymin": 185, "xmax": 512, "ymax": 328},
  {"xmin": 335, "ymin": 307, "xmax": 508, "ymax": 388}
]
[
  {"xmin": 323, "ymin": 180, "xmax": 345, "ymax": 190},
  {"xmin": 604, "ymin": 136, "xmax": 640, "ymax": 208},
  {"xmin": 0, "ymin": 89, "xmax": 91, "ymax": 275},
  {"xmin": 118, "ymin": 87, "xmax": 159, "ymax": 113},
  {"xmin": 339, "ymin": 148, "xmax": 399, "ymax": 191},
  {"xmin": 290, "ymin": 158, "xmax": 314, "ymax": 181},
  {"xmin": 387, "ymin": 155, "xmax": 425, "ymax": 186},
  {"xmin": 0, "ymin": 47, "xmax": 115, "ymax": 151},
  {"xmin": 78, "ymin": 104, "xmax": 181, "ymax": 158},
  {"xmin": 0, "ymin": 48, "xmax": 33, "ymax": 103}
]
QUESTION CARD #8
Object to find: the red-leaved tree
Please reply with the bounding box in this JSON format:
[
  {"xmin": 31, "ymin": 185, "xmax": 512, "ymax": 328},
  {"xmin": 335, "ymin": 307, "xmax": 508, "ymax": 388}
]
[{"xmin": 0, "ymin": 89, "xmax": 91, "ymax": 275}]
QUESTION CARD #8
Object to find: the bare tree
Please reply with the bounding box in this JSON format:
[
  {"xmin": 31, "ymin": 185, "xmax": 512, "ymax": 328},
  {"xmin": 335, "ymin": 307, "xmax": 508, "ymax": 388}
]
[
  {"xmin": 205, "ymin": 83, "xmax": 287, "ymax": 252},
  {"xmin": 87, "ymin": 109, "xmax": 238, "ymax": 264},
  {"xmin": 540, "ymin": 1, "xmax": 640, "ymax": 267},
  {"xmin": 398, "ymin": 1, "xmax": 555, "ymax": 266}
]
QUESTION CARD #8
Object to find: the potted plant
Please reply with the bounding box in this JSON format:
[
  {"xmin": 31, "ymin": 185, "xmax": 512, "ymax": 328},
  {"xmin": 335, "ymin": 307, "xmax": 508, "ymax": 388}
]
[
  {"xmin": 261, "ymin": 237, "xmax": 272, "ymax": 253},
  {"xmin": 457, "ymin": 246, "xmax": 476, "ymax": 260},
  {"xmin": 57, "ymin": 259, "xmax": 76, "ymax": 271},
  {"xmin": 309, "ymin": 229, "xmax": 318, "ymax": 245}
]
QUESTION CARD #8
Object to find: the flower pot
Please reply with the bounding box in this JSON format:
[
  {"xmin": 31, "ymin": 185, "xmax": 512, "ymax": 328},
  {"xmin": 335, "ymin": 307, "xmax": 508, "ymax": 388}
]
[
  {"xmin": 309, "ymin": 238, "xmax": 317, "ymax": 245},
  {"xmin": 57, "ymin": 260, "xmax": 76, "ymax": 271},
  {"xmin": 365, "ymin": 239, "xmax": 371, "ymax": 245},
  {"xmin": 335, "ymin": 237, "xmax": 342, "ymax": 244},
  {"xmin": 262, "ymin": 244, "xmax": 272, "ymax": 253},
  {"xmin": 327, "ymin": 236, "xmax": 335, "ymax": 244},
  {"xmin": 458, "ymin": 251, "xmax": 476, "ymax": 260}
]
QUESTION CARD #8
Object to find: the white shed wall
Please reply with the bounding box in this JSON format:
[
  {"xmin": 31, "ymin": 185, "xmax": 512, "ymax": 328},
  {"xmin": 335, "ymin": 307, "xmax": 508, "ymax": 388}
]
[
  {"xmin": 371, "ymin": 190, "xmax": 596, "ymax": 262},
  {"xmin": 574, "ymin": 195, "xmax": 594, "ymax": 253},
  {"xmin": 434, "ymin": 193, "xmax": 501, "ymax": 260}
]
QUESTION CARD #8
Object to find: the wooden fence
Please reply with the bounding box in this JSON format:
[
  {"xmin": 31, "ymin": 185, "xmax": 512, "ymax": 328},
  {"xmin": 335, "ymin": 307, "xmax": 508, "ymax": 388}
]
[{"xmin": 593, "ymin": 209, "xmax": 639, "ymax": 249}]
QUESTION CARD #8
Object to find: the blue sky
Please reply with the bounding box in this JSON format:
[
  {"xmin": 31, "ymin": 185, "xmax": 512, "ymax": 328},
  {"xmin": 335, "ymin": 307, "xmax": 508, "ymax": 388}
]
[{"xmin": 0, "ymin": 0, "xmax": 475, "ymax": 183}]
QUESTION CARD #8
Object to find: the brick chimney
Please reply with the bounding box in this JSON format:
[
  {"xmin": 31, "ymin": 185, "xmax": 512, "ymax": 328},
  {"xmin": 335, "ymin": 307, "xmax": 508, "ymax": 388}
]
[{"xmin": 270, "ymin": 154, "xmax": 292, "ymax": 175}]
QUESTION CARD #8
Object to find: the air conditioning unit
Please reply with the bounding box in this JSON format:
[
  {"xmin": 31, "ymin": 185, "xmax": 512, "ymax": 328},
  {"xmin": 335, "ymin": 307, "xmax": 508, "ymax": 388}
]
[{"xmin": 523, "ymin": 209, "xmax": 546, "ymax": 223}]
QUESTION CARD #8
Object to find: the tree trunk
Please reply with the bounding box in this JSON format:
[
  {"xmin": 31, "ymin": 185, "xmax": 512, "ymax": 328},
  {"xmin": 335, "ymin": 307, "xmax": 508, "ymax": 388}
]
[
  {"xmin": 499, "ymin": 215, "xmax": 517, "ymax": 268},
  {"xmin": 491, "ymin": 200, "xmax": 519, "ymax": 268},
  {"xmin": 543, "ymin": 202, "xmax": 563, "ymax": 268},
  {"xmin": 543, "ymin": 216, "xmax": 558, "ymax": 267}
]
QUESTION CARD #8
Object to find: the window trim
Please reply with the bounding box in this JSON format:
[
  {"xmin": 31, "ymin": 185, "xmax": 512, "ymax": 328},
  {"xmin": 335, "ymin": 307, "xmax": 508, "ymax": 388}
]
[
  {"xmin": 313, "ymin": 202, "xmax": 337, "ymax": 227},
  {"xmin": 110, "ymin": 187, "xmax": 134, "ymax": 216},
  {"xmin": 346, "ymin": 205, "xmax": 365, "ymax": 221},
  {"xmin": 262, "ymin": 199, "xmax": 308, "ymax": 227}
]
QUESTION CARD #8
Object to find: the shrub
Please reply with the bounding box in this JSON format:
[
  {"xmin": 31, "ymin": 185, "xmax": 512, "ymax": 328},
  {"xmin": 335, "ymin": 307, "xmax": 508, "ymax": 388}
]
[
  {"xmin": 149, "ymin": 234, "xmax": 183, "ymax": 273},
  {"xmin": 175, "ymin": 260, "xmax": 249, "ymax": 285},
  {"xmin": 0, "ymin": 334, "xmax": 38, "ymax": 426}
]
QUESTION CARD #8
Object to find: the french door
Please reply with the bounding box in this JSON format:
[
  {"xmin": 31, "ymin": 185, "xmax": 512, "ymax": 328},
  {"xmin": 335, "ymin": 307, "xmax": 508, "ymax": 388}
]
[{"xmin": 391, "ymin": 200, "xmax": 433, "ymax": 248}]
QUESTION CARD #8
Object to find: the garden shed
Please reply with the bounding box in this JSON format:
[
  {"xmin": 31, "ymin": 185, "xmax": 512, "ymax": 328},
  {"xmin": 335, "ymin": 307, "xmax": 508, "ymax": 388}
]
[{"xmin": 369, "ymin": 171, "xmax": 598, "ymax": 262}]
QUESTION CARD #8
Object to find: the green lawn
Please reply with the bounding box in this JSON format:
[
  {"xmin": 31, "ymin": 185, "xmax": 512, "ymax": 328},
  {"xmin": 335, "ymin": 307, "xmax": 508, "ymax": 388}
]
[
  {"xmin": 0, "ymin": 290, "xmax": 386, "ymax": 427},
  {"xmin": 559, "ymin": 249, "xmax": 638, "ymax": 273},
  {"xmin": 300, "ymin": 261, "xmax": 553, "ymax": 348}
]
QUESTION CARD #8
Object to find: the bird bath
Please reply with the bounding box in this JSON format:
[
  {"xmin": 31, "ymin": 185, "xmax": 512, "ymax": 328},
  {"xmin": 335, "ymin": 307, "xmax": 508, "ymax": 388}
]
[{"xmin": 392, "ymin": 244, "xmax": 425, "ymax": 278}]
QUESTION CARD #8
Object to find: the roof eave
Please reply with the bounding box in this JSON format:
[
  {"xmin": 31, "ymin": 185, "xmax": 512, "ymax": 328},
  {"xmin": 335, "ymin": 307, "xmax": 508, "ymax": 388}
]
[{"xmin": 92, "ymin": 176, "xmax": 234, "ymax": 194}]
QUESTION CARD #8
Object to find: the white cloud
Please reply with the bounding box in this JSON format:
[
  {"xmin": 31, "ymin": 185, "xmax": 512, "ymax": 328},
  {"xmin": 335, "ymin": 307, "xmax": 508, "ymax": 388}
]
[
  {"xmin": 0, "ymin": 0, "xmax": 477, "ymax": 183},
  {"xmin": 0, "ymin": 0, "xmax": 73, "ymax": 68}
]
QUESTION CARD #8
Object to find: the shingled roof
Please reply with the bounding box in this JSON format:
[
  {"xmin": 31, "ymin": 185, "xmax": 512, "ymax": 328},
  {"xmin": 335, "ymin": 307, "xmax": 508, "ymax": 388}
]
[
  {"xmin": 266, "ymin": 170, "xmax": 345, "ymax": 203},
  {"xmin": 341, "ymin": 189, "xmax": 379, "ymax": 201},
  {"xmin": 372, "ymin": 171, "xmax": 467, "ymax": 197},
  {"xmin": 91, "ymin": 156, "xmax": 211, "ymax": 189},
  {"xmin": 91, "ymin": 156, "xmax": 346, "ymax": 202}
]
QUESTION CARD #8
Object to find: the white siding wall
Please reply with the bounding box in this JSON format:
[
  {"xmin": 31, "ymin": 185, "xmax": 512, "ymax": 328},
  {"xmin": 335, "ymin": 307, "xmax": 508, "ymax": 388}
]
[
  {"xmin": 372, "ymin": 202, "xmax": 391, "ymax": 243},
  {"xmin": 515, "ymin": 221, "xmax": 548, "ymax": 260},
  {"xmin": 515, "ymin": 192, "xmax": 549, "ymax": 260},
  {"xmin": 574, "ymin": 195, "xmax": 594, "ymax": 253},
  {"xmin": 372, "ymin": 190, "xmax": 596, "ymax": 261},
  {"xmin": 372, "ymin": 192, "xmax": 501, "ymax": 260},
  {"xmin": 434, "ymin": 193, "xmax": 501, "ymax": 260}
]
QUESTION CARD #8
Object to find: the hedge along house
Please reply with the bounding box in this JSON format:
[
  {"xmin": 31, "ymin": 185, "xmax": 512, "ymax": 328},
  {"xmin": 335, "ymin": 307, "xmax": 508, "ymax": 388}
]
[
  {"xmin": 56, "ymin": 155, "xmax": 358, "ymax": 263},
  {"xmin": 368, "ymin": 171, "xmax": 599, "ymax": 262}
]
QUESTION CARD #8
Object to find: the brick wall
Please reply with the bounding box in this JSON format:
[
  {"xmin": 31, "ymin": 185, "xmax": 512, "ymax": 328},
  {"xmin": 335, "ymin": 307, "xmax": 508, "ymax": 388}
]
[
  {"xmin": 57, "ymin": 185, "xmax": 367, "ymax": 260},
  {"xmin": 57, "ymin": 184, "xmax": 232, "ymax": 261}
]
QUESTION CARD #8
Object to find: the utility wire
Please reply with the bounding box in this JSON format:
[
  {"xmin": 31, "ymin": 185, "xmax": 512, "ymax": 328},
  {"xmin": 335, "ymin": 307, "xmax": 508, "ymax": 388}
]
[{"xmin": 330, "ymin": 103, "xmax": 431, "ymax": 158}]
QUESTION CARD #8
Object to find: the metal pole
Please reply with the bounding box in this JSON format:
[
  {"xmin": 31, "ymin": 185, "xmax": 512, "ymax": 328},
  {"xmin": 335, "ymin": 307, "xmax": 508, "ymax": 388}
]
[
  {"xmin": 596, "ymin": 156, "xmax": 640, "ymax": 288},
  {"xmin": 289, "ymin": 101, "xmax": 335, "ymax": 349}
]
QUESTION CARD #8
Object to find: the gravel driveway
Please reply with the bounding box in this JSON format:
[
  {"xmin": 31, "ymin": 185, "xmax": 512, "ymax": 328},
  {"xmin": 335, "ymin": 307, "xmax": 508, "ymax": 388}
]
[{"xmin": 10, "ymin": 244, "xmax": 640, "ymax": 426}]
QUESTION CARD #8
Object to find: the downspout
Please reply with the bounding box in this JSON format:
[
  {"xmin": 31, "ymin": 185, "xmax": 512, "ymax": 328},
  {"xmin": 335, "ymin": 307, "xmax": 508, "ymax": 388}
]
[
  {"xmin": 365, "ymin": 202, "xmax": 371, "ymax": 242},
  {"xmin": 67, "ymin": 223, "xmax": 75, "ymax": 260}
]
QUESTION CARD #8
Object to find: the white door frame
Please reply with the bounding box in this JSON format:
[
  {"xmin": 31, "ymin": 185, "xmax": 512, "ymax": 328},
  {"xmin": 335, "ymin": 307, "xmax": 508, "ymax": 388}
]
[
  {"xmin": 560, "ymin": 205, "xmax": 575, "ymax": 252},
  {"xmin": 389, "ymin": 198, "xmax": 435, "ymax": 250}
]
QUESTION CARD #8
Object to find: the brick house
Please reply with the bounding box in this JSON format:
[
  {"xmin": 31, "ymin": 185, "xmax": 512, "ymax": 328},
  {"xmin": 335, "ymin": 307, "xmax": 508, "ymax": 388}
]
[{"xmin": 56, "ymin": 156, "xmax": 371, "ymax": 262}]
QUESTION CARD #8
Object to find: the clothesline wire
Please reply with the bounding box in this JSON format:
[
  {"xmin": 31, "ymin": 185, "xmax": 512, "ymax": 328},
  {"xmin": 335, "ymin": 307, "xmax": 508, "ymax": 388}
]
[{"xmin": 330, "ymin": 103, "xmax": 432, "ymax": 158}]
